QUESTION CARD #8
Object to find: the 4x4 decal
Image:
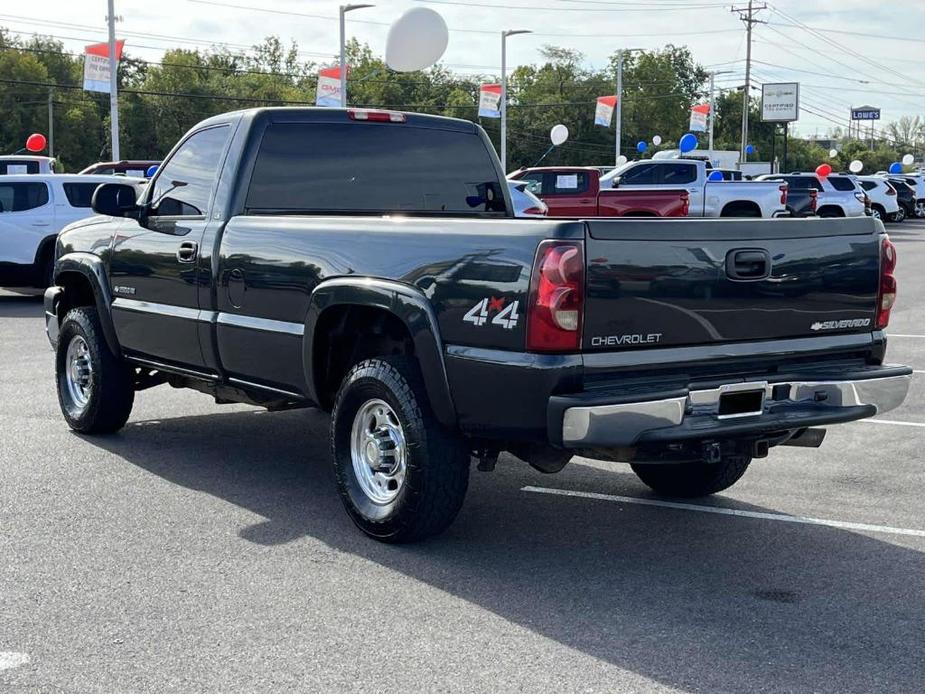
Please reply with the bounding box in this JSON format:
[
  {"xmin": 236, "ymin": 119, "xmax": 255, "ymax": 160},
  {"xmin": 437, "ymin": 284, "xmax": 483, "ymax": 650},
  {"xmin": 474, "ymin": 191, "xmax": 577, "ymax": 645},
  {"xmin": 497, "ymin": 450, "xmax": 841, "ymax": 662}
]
[{"xmin": 463, "ymin": 297, "xmax": 520, "ymax": 329}]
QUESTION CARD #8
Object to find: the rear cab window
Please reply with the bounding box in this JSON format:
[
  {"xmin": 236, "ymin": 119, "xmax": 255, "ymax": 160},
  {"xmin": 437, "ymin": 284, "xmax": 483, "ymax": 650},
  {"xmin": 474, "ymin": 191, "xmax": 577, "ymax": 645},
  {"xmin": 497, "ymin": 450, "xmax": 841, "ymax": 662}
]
[
  {"xmin": 245, "ymin": 121, "xmax": 507, "ymax": 217},
  {"xmin": 0, "ymin": 182, "xmax": 50, "ymax": 212}
]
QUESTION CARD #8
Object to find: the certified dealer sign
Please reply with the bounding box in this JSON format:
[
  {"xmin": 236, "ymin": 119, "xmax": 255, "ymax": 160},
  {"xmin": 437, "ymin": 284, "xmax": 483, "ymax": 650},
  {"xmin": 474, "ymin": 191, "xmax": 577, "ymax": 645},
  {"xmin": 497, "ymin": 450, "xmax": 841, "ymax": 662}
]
[{"xmin": 761, "ymin": 82, "xmax": 800, "ymax": 123}]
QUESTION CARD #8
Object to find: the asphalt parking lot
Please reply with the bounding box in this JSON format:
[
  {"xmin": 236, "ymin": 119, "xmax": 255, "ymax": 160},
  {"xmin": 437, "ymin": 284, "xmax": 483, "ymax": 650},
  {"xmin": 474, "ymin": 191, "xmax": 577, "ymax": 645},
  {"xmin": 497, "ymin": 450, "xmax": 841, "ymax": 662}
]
[{"xmin": 2, "ymin": 222, "xmax": 924, "ymax": 694}]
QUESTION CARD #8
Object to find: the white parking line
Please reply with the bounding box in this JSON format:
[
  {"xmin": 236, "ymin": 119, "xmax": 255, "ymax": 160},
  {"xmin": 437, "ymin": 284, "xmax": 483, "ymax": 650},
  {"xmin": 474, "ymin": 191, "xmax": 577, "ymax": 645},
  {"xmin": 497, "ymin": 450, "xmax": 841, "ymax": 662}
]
[
  {"xmin": 888, "ymin": 334, "xmax": 925, "ymax": 338},
  {"xmin": 0, "ymin": 651, "xmax": 30, "ymax": 672},
  {"xmin": 522, "ymin": 486, "xmax": 925, "ymax": 538},
  {"xmin": 860, "ymin": 418, "xmax": 925, "ymax": 428},
  {"xmin": 913, "ymin": 370, "xmax": 925, "ymax": 374}
]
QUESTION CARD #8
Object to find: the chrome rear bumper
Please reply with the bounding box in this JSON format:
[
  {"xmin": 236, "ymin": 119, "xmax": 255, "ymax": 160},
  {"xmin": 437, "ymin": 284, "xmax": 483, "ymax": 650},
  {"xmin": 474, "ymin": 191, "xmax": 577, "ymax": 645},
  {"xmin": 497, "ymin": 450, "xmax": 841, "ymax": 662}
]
[{"xmin": 560, "ymin": 371, "xmax": 912, "ymax": 447}]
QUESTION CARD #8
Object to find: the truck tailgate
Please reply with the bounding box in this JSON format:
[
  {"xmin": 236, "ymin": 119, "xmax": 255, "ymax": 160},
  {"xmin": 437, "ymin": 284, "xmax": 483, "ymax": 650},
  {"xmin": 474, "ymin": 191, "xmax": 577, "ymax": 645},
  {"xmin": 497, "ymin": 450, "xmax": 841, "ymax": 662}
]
[{"xmin": 583, "ymin": 217, "xmax": 882, "ymax": 350}]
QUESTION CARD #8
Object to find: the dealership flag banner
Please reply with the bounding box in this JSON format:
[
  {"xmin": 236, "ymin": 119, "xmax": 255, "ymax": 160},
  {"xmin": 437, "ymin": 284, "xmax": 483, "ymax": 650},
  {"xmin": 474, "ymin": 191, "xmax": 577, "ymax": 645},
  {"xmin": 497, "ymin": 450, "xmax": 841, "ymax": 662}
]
[
  {"xmin": 83, "ymin": 40, "xmax": 125, "ymax": 93},
  {"xmin": 689, "ymin": 103, "xmax": 710, "ymax": 132},
  {"xmin": 316, "ymin": 66, "xmax": 346, "ymax": 107},
  {"xmin": 478, "ymin": 84, "xmax": 502, "ymax": 118},
  {"xmin": 594, "ymin": 96, "xmax": 617, "ymax": 127}
]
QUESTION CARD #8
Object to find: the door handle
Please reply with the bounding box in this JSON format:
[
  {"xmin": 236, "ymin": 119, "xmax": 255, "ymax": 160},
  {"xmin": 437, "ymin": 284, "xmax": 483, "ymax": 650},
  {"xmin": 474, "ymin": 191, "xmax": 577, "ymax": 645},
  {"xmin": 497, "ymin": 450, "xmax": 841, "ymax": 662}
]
[
  {"xmin": 31, "ymin": 222, "xmax": 51, "ymax": 227},
  {"xmin": 726, "ymin": 249, "xmax": 770, "ymax": 280},
  {"xmin": 176, "ymin": 241, "xmax": 199, "ymax": 263}
]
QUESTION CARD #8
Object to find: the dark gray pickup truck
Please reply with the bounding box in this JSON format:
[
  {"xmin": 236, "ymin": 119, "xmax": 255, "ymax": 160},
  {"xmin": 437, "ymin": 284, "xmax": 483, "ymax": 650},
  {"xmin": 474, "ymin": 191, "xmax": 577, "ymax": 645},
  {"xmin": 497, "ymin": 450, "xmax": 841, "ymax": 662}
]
[{"xmin": 44, "ymin": 107, "xmax": 910, "ymax": 542}]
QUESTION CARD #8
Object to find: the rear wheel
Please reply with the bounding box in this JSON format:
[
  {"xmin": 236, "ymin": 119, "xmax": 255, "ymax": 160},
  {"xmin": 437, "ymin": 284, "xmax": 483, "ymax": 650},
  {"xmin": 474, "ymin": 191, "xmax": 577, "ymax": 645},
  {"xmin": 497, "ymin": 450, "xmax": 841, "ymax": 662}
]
[
  {"xmin": 915, "ymin": 201, "xmax": 925, "ymax": 218},
  {"xmin": 871, "ymin": 204, "xmax": 885, "ymax": 221},
  {"xmin": 631, "ymin": 456, "xmax": 751, "ymax": 497},
  {"xmin": 330, "ymin": 357, "xmax": 469, "ymax": 543},
  {"xmin": 55, "ymin": 307, "xmax": 135, "ymax": 433}
]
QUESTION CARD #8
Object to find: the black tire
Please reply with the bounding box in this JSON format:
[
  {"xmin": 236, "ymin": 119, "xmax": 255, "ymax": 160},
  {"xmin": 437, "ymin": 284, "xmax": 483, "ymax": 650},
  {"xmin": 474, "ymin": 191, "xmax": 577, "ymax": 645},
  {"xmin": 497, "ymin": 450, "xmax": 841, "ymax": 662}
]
[
  {"xmin": 631, "ymin": 456, "xmax": 751, "ymax": 497},
  {"xmin": 330, "ymin": 357, "xmax": 470, "ymax": 543},
  {"xmin": 56, "ymin": 307, "xmax": 135, "ymax": 434},
  {"xmin": 871, "ymin": 204, "xmax": 885, "ymax": 221}
]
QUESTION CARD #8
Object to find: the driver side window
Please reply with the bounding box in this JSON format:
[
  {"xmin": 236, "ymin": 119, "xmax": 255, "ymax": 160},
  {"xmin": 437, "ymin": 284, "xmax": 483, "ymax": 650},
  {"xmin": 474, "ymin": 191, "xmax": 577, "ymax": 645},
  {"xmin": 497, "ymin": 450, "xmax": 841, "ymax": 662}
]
[{"xmin": 150, "ymin": 125, "xmax": 230, "ymax": 217}]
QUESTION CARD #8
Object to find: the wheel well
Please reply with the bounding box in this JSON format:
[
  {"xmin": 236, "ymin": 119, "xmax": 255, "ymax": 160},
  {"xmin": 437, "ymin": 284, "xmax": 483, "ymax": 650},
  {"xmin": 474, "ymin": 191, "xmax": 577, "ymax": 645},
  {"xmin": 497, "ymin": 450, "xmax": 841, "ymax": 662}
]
[
  {"xmin": 313, "ymin": 305, "xmax": 415, "ymax": 410},
  {"xmin": 871, "ymin": 203, "xmax": 886, "ymax": 215},
  {"xmin": 720, "ymin": 201, "xmax": 762, "ymax": 217},
  {"xmin": 816, "ymin": 205, "xmax": 845, "ymax": 217},
  {"xmin": 56, "ymin": 271, "xmax": 96, "ymax": 319}
]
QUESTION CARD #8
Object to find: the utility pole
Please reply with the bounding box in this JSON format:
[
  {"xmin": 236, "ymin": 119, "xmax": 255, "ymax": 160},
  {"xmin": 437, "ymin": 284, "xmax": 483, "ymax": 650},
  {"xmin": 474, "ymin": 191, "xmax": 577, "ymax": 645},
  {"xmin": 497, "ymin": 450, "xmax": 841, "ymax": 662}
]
[
  {"xmin": 339, "ymin": 5, "xmax": 374, "ymax": 108},
  {"xmin": 615, "ymin": 50, "xmax": 623, "ymax": 167},
  {"xmin": 47, "ymin": 89, "xmax": 54, "ymax": 158},
  {"xmin": 106, "ymin": 0, "xmax": 120, "ymax": 160},
  {"xmin": 731, "ymin": 0, "xmax": 766, "ymax": 161}
]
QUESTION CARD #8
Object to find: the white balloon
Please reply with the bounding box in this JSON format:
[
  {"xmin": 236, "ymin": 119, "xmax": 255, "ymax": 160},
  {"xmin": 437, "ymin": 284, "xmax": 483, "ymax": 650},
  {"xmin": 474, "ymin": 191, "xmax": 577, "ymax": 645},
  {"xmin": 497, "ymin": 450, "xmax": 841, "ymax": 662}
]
[
  {"xmin": 652, "ymin": 135, "xmax": 662, "ymax": 146},
  {"xmin": 616, "ymin": 155, "xmax": 628, "ymax": 165},
  {"xmin": 902, "ymin": 153, "xmax": 915, "ymax": 166},
  {"xmin": 385, "ymin": 8, "xmax": 449, "ymax": 73},
  {"xmin": 849, "ymin": 159, "xmax": 863, "ymax": 173},
  {"xmin": 550, "ymin": 124, "xmax": 569, "ymax": 146},
  {"xmin": 829, "ymin": 149, "xmax": 838, "ymax": 158}
]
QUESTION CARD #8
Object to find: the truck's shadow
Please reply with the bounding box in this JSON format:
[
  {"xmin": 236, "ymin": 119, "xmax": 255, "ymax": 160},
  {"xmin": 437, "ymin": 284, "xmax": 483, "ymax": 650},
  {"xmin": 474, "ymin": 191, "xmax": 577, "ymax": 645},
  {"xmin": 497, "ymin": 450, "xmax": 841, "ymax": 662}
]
[
  {"xmin": 89, "ymin": 408, "xmax": 924, "ymax": 693},
  {"xmin": 0, "ymin": 293, "xmax": 43, "ymax": 318}
]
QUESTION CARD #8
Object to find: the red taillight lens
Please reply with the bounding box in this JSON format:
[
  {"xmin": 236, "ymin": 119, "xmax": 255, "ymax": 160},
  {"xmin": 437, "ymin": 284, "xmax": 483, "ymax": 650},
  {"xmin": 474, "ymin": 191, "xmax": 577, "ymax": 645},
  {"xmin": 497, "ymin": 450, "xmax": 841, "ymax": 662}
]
[
  {"xmin": 877, "ymin": 236, "xmax": 897, "ymax": 329},
  {"xmin": 809, "ymin": 189, "xmax": 818, "ymax": 212},
  {"xmin": 681, "ymin": 191, "xmax": 690, "ymax": 216},
  {"xmin": 347, "ymin": 109, "xmax": 406, "ymax": 123},
  {"xmin": 886, "ymin": 185, "xmax": 897, "ymax": 196},
  {"xmin": 523, "ymin": 206, "xmax": 547, "ymax": 216},
  {"xmin": 526, "ymin": 240, "xmax": 584, "ymax": 352},
  {"xmin": 779, "ymin": 184, "xmax": 788, "ymax": 205}
]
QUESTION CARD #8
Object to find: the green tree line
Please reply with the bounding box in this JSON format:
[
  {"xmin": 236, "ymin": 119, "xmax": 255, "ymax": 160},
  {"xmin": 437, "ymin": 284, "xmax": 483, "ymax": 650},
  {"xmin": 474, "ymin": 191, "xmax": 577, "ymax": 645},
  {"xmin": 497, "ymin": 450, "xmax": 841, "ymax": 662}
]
[{"xmin": 0, "ymin": 28, "xmax": 910, "ymax": 173}]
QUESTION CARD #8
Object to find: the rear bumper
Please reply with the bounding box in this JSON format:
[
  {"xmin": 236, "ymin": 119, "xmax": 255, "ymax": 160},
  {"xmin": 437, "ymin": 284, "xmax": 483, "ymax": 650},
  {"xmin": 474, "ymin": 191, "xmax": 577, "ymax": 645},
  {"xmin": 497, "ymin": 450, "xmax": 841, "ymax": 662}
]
[{"xmin": 553, "ymin": 369, "xmax": 911, "ymax": 447}]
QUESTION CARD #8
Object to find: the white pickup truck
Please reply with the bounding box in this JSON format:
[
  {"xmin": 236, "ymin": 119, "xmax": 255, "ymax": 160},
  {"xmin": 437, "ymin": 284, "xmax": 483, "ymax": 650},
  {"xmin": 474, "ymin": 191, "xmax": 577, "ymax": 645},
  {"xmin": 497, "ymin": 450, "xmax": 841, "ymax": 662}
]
[{"xmin": 601, "ymin": 159, "xmax": 788, "ymax": 218}]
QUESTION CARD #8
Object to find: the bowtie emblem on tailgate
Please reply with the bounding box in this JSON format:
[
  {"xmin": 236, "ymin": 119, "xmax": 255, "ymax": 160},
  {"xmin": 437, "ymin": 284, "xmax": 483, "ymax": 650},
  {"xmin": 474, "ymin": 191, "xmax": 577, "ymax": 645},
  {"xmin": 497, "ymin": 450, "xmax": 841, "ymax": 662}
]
[{"xmin": 725, "ymin": 248, "xmax": 771, "ymax": 280}]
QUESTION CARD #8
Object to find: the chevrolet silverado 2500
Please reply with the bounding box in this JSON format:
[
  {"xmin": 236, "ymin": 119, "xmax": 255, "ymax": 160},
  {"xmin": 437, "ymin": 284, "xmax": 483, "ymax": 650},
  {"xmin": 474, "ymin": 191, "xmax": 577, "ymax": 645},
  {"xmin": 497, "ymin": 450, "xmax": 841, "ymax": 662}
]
[{"xmin": 44, "ymin": 108, "xmax": 911, "ymax": 542}]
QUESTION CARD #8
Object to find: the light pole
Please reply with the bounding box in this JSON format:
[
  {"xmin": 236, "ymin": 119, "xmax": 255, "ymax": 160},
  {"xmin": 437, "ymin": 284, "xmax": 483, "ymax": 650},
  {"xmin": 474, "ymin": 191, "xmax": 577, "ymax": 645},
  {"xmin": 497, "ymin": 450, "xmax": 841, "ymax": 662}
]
[
  {"xmin": 707, "ymin": 70, "xmax": 733, "ymax": 154},
  {"xmin": 339, "ymin": 4, "xmax": 374, "ymax": 107},
  {"xmin": 107, "ymin": 0, "xmax": 120, "ymax": 160},
  {"xmin": 614, "ymin": 48, "xmax": 641, "ymax": 166},
  {"xmin": 501, "ymin": 29, "xmax": 531, "ymax": 173}
]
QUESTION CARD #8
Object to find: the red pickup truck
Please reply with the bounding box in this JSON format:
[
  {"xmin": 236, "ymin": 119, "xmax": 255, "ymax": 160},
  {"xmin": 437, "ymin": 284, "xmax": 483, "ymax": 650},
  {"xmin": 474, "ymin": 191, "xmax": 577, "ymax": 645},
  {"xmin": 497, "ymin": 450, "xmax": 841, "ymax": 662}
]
[{"xmin": 509, "ymin": 166, "xmax": 689, "ymax": 217}]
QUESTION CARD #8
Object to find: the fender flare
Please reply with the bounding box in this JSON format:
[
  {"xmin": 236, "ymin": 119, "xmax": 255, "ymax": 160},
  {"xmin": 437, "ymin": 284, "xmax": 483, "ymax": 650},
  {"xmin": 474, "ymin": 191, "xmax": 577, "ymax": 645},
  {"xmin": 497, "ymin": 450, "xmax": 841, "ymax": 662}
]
[
  {"xmin": 303, "ymin": 277, "xmax": 457, "ymax": 429},
  {"xmin": 54, "ymin": 252, "xmax": 121, "ymax": 356}
]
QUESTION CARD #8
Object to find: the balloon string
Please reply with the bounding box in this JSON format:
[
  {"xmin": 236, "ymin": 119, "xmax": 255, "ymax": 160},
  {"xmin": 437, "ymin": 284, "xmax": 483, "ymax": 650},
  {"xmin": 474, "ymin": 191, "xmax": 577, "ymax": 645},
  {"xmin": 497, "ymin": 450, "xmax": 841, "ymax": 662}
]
[{"xmin": 533, "ymin": 144, "xmax": 556, "ymax": 167}]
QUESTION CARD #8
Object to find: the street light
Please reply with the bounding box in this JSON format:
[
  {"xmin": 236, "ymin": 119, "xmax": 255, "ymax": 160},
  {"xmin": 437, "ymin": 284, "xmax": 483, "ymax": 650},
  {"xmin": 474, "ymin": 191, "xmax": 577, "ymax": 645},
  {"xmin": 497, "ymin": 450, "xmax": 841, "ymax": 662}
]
[
  {"xmin": 614, "ymin": 47, "xmax": 642, "ymax": 167},
  {"xmin": 340, "ymin": 4, "xmax": 374, "ymax": 107},
  {"xmin": 501, "ymin": 29, "xmax": 531, "ymax": 173},
  {"xmin": 706, "ymin": 70, "xmax": 734, "ymax": 153}
]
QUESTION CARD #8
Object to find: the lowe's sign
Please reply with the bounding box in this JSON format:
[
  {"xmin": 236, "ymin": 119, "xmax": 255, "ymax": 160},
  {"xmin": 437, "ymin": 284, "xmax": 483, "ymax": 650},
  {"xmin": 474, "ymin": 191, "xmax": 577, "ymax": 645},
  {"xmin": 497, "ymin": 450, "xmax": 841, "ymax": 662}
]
[{"xmin": 851, "ymin": 106, "xmax": 881, "ymax": 121}]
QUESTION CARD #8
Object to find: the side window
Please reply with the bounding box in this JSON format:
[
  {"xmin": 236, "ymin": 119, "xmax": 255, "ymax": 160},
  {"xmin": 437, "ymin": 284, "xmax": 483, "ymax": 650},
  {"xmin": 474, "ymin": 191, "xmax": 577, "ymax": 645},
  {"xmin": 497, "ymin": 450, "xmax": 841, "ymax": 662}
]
[
  {"xmin": 828, "ymin": 176, "xmax": 856, "ymax": 192},
  {"xmin": 551, "ymin": 172, "xmax": 589, "ymax": 195},
  {"xmin": 619, "ymin": 163, "xmax": 657, "ymax": 185},
  {"xmin": 792, "ymin": 176, "xmax": 823, "ymax": 191},
  {"xmin": 62, "ymin": 182, "xmax": 102, "ymax": 208},
  {"xmin": 662, "ymin": 164, "xmax": 697, "ymax": 185},
  {"xmin": 860, "ymin": 181, "xmax": 875, "ymax": 191},
  {"xmin": 0, "ymin": 182, "xmax": 49, "ymax": 213},
  {"xmin": 519, "ymin": 173, "xmax": 545, "ymax": 195},
  {"xmin": 150, "ymin": 125, "xmax": 230, "ymax": 217}
]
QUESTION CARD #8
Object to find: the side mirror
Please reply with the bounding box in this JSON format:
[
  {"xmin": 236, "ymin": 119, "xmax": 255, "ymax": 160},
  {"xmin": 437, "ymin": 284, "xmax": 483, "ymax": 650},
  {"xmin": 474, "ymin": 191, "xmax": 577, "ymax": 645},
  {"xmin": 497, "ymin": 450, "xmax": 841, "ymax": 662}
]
[
  {"xmin": 611, "ymin": 177, "xmax": 621, "ymax": 188},
  {"xmin": 92, "ymin": 183, "xmax": 140, "ymax": 218}
]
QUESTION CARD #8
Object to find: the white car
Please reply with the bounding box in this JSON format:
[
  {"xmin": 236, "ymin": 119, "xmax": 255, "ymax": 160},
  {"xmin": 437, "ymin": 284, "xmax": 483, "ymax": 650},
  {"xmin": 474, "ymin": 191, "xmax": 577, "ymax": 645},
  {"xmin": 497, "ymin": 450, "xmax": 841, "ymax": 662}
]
[
  {"xmin": 857, "ymin": 176, "xmax": 900, "ymax": 222},
  {"xmin": 507, "ymin": 180, "xmax": 548, "ymax": 217},
  {"xmin": 0, "ymin": 155, "xmax": 57, "ymax": 175},
  {"xmin": 762, "ymin": 173, "xmax": 867, "ymax": 218},
  {"xmin": 0, "ymin": 174, "xmax": 132, "ymax": 287}
]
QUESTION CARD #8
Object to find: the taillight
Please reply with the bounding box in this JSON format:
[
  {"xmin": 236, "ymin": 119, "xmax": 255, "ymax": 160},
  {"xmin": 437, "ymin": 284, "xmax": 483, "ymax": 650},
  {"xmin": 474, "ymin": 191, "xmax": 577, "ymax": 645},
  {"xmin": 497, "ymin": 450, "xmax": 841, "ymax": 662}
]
[
  {"xmin": 854, "ymin": 192, "xmax": 867, "ymax": 204},
  {"xmin": 681, "ymin": 191, "xmax": 690, "ymax": 216},
  {"xmin": 526, "ymin": 240, "xmax": 584, "ymax": 352},
  {"xmin": 809, "ymin": 189, "xmax": 818, "ymax": 212},
  {"xmin": 877, "ymin": 236, "xmax": 897, "ymax": 329},
  {"xmin": 523, "ymin": 206, "xmax": 547, "ymax": 216},
  {"xmin": 886, "ymin": 185, "xmax": 897, "ymax": 196},
  {"xmin": 779, "ymin": 184, "xmax": 788, "ymax": 205},
  {"xmin": 347, "ymin": 108, "xmax": 406, "ymax": 123}
]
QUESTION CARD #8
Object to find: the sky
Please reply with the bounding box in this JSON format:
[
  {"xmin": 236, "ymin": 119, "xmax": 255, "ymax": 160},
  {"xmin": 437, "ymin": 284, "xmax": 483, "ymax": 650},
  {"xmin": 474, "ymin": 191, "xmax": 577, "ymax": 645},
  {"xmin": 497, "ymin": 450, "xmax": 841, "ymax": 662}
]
[{"xmin": 3, "ymin": 0, "xmax": 923, "ymax": 136}]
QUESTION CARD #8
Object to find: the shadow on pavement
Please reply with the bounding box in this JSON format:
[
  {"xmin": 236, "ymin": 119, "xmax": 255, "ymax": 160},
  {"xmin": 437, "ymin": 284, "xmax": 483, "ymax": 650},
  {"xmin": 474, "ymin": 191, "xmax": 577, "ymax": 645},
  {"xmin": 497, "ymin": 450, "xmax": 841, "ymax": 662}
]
[
  {"xmin": 0, "ymin": 293, "xmax": 44, "ymax": 318},
  {"xmin": 88, "ymin": 407, "xmax": 925, "ymax": 693}
]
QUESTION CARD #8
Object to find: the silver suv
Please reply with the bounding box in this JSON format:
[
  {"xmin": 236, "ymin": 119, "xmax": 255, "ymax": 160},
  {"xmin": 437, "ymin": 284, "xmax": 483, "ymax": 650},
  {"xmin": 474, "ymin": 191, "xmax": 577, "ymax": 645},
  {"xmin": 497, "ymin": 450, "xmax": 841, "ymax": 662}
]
[{"xmin": 771, "ymin": 173, "xmax": 867, "ymax": 218}]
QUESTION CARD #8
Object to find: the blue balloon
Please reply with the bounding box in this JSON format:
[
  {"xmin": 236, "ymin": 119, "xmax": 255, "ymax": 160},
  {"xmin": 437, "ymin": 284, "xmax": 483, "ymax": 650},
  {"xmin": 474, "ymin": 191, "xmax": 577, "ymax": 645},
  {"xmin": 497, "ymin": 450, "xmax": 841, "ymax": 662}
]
[
  {"xmin": 745, "ymin": 144, "xmax": 755, "ymax": 155},
  {"xmin": 679, "ymin": 133, "xmax": 698, "ymax": 153},
  {"xmin": 889, "ymin": 162, "xmax": 902, "ymax": 174},
  {"xmin": 636, "ymin": 141, "xmax": 648, "ymax": 153},
  {"xmin": 708, "ymin": 170, "xmax": 724, "ymax": 181},
  {"xmin": 145, "ymin": 165, "xmax": 159, "ymax": 177}
]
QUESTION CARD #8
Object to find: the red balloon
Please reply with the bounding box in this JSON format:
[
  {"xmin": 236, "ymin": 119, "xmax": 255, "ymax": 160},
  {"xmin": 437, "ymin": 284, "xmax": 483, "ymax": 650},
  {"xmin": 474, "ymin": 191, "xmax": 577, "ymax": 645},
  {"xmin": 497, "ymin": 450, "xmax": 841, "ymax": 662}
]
[
  {"xmin": 815, "ymin": 163, "xmax": 832, "ymax": 178},
  {"xmin": 25, "ymin": 133, "xmax": 47, "ymax": 153}
]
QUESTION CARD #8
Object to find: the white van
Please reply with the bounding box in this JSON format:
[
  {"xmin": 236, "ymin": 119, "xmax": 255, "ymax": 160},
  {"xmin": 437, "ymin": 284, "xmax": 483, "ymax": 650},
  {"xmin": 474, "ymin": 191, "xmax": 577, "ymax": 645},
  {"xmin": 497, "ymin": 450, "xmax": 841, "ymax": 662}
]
[
  {"xmin": 0, "ymin": 174, "xmax": 136, "ymax": 287},
  {"xmin": 0, "ymin": 155, "xmax": 58, "ymax": 175}
]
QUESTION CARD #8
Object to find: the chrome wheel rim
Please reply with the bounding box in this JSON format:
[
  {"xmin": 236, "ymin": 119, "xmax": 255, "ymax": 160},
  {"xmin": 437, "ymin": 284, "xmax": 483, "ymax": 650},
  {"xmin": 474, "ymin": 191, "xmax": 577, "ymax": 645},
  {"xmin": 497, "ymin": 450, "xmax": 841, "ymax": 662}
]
[
  {"xmin": 871, "ymin": 208, "xmax": 881, "ymax": 220},
  {"xmin": 350, "ymin": 399, "xmax": 407, "ymax": 504},
  {"xmin": 65, "ymin": 335, "xmax": 93, "ymax": 410},
  {"xmin": 916, "ymin": 202, "xmax": 925, "ymax": 218}
]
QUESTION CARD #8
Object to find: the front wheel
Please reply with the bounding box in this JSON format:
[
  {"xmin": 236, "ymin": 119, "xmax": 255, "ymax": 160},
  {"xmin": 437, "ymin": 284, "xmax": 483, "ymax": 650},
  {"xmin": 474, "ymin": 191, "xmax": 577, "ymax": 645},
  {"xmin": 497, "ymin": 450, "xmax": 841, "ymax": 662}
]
[
  {"xmin": 56, "ymin": 307, "xmax": 135, "ymax": 433},
  {"xmin": 631, "ymin": 456, "xmax": 751, "ymax": 497},
  {"xmin": 330, "ymin": 357, "xmax": 470, "ymax": 543}
]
